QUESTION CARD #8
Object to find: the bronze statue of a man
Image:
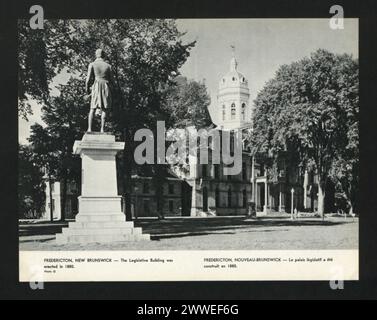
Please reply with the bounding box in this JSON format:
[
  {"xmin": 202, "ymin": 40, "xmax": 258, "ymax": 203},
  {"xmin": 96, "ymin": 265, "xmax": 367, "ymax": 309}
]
[{"xmin": 85, "ymin": 49, "xmax": 113, "ymax": 133}]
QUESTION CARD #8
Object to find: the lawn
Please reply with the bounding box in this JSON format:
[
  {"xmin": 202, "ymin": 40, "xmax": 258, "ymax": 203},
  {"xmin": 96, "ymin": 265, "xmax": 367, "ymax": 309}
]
[{"xmin": 19, "ymin": 215, "xmax": 358, "ymax": 251}]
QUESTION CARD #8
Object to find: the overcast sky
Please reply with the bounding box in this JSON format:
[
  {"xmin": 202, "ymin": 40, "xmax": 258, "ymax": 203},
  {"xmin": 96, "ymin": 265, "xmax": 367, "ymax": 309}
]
[{"xmin": 19, "ymin": 18, "xmax": 358, "ymax": 144}]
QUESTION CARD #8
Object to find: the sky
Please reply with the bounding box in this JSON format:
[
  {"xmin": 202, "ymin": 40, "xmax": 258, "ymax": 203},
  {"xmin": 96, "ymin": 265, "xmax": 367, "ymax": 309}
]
[{"xmin": 19, "ymin": 18, "xmax": 358, "ymax": 144}]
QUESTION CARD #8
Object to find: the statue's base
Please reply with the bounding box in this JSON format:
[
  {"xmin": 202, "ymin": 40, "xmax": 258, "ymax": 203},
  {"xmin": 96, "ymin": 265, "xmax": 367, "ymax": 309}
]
[
  {"xmin": 55, "ymin": 218, "xmax": 150, "ymax": 244},
  {"xmin": 55, "ymin": 132, "xmax": 150, "ymax": 244}
]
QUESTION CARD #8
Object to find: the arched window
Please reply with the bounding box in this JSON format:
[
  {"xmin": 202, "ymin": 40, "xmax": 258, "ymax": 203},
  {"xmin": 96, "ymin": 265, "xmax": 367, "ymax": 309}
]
[
  {"xmin": 228, "ymin": 187, "xmax": 232, "ymax": 208},
  {"xmin": 222, "ymin": 105, "xmax": 226, "ymax": 121},
  {"xmin": 241, "ymin": 103, "xmax": 246, "ymax": 120},
  {"xmin": 231, "ymin": 103, "xmax": 236, "ymax": 120}
]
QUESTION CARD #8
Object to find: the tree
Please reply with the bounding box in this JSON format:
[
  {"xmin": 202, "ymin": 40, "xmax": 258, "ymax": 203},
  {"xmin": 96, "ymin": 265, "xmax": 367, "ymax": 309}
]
[
  {"xmin": 18, "ymin": 144, "xmax": 46, "ymax": 218},
  {"xmin": 330, "ymin": 157, "xmax": 358, "ymax": 214},
  {"xmin": 329, "ymin": 54, "xmax": 359, "ymax": 214},
  {"xmin": 29, "ymin": 77, "xmax": 87, "ymax": 221},
  {"xmin": 18, "ymin": 20, "xmax": 73, "ymax": 120},
  {"xmin": 249, "ymin": 49, "xmax": 359, "ymax": 217},
  {"xmin": 18, "ymin": 19, "xmax": 75, "ymax": 219},
  {"xmin": 131, "ymin": 76, "xmax": 212, "ymax": 218},
  {"xmin": 163, "ymin": 76, "xmax": 212, "ymax": 129},
  {"xmin": 150, "ymin": 76, "xmax": 211, "ymax": 218},
  {"xmin": 28, "ymin": 124, "xmax": 58, "ymax": 221}
]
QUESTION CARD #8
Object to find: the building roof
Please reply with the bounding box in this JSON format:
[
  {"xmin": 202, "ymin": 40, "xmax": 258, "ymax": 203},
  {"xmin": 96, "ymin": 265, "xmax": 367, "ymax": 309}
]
[{"xmin": 219, "ymin": 56, "xmax": 249, "ymax": 90}]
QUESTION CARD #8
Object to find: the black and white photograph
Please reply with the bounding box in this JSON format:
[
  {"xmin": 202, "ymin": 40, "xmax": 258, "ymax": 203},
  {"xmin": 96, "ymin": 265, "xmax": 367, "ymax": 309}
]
[
  {"xmin": 12, "ymin": 6, "xmax": 364, "ymax": 284},
  {"xmin": 1, "ymin": 0, "xmax": 377, "ymax": 303}
]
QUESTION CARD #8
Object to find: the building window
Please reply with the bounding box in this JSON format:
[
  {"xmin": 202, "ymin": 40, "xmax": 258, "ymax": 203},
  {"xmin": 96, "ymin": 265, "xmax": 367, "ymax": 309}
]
[
  {"xmin": 242, "ymin": 189, "xmax": 247, "ymax": 208},
  {"xmin": 241, "ymin": 103, "xmax": 246, "ymax": 120},
  {"xmin": 226, "ymin": 163, "xmax": 232, "ymax": 180},
  {"xmin": 215, "ymin": 187, "xmax": 220, "ymax": 207},
  {"xmin": 230, "ymin": 131, "xmax": 234, "ymax": 155},
  {"xmin": 228, "ymin": 187, "xmax": 232, "ymax": 208},
  {"xmin": 214, "ymin": 164, "xmax": 220, "ymax": 179},
  {"xmin": 242, "ymin": 163, "xmax": 247, "ymax": 181},
  {"xmin": 231, "ymin": 103, "xmax": 236, "ymax": 120},
  {"xmin": 65, "ymin": 199, "xmax": 72, "ymax": 214},
  {"xmin": 260, "ymin": 164, "xmax": 265, "ymax": 177},
  {"xmin": 48, "ymin": 199, "xmax": 55, "ymax": 213},
  {"xmin": 70, "ymin": 183, "xmax": 77, "ymax": 193},
  {"xmin": 169, "ymin": 200, "xmax": 174, "ymax": 213},
  {"xmin": 143, "ymin": 200, "xmax": 150, "ymax": 214},
  {"xmin": 232, "ymin": 77, "xmax": 235, "ymax": 81},
  {"xmin": 202, "ymin": 165, "xmax": 207, "ymax": 177},
  {"xmin": 143, "ymin": 182, "xmax": 149, "ymax": 194},
  {"xmin": 222, "ymin": 105, "xmax": 226, "ymax": 121},
  {"xmin": 309, "ymin": 172, "xmax": 314, "ymax": 184},
  {"xmin": 168, "ymin": 183, "xmax": 174, "ymax": 194}
]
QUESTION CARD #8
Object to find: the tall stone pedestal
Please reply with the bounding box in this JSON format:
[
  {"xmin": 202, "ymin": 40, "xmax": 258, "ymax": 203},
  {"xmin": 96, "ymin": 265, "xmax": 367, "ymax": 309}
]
[{"xmin": 55, "ymin": 133, "xmax": 150, "ymax": 244}]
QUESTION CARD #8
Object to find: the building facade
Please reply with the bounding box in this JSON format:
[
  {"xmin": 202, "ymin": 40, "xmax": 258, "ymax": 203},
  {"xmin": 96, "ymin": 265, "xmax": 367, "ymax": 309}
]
[
  {"xmin": 185, "ymin": 53, "xmax": 323, "ymax": 216},
  {"xmin": 43, "ymin": 181, "xmax": 79, "ymax": 220},
  {"xmin": 129, "ymin": 176, "xmax": 183, "ymax": 218}
]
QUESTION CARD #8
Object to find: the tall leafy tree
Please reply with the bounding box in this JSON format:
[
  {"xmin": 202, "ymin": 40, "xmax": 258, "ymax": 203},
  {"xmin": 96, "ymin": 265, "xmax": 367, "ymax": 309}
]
[
  {"xmin": 28, "ymin": 124, "xmax": 58, "ymax": 221},
  {"xmin": 18, "ymin": 144, "xmax": 46, "ymax": 218},
  {"xmin": 249, "ymin": 49, "xmax": 358, "ymax": 217},
  {"xmin": 18, "ymin": 20, "xmax": 73, "ymax": 120},
  {"xmin": 29, "ymin": 77, "xmax": 87, "ymax": 221},
  {"xmin": 163, "ymin": 76, "xmax": 212, "ymax": 129},
  {"xmin": 329, "ymin": 54, "xmax": 359, "ymax": 213}
]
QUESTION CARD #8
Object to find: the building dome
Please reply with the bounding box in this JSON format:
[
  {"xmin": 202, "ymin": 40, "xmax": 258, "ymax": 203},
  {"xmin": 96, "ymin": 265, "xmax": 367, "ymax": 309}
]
[{"xmin": 219, "ymin": 56, "xmax": 249, "ymax": 91}]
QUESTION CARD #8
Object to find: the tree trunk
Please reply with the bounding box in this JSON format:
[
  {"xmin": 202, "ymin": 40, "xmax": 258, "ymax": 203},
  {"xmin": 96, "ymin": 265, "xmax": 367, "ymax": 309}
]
[
  {"xmin": 151, "ymin": 122, "xmax": 165, "ymax": 220},
  {"xmin": 48, "ymin": 174, "xmax": 54, "ymax": 222},
  {"xmin": 348, "ymin": 200, "xmax": 354, "ymax": 215},
  {"xmin": 317, "ymin": 180, "xmax": 325, "ymax": 219},
  {"xmin": 60, "ymin": 170, "xmax": 68, "ymax": 221},
  {"xmin": 346, "ymin": 184, "xmax": 354, "ymax": 216}
]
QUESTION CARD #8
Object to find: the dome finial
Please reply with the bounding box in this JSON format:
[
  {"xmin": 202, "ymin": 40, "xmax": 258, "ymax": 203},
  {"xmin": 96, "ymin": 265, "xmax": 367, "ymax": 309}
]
[{"xmin": 230, "ymin": 44, "xmax": 237, "ymax": 71}]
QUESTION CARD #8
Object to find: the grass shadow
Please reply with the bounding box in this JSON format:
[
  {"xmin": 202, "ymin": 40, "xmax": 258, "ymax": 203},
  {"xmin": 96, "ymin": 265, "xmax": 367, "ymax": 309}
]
[{"xmin": 19, "ymin": 216, "xmax": 354, "ymax": 241}]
